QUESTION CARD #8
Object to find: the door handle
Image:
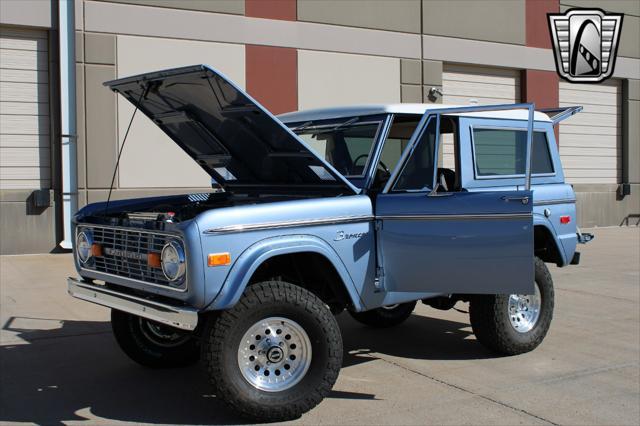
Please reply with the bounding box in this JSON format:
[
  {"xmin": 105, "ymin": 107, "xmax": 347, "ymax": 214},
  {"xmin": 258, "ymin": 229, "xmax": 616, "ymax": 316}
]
[{"xmin": 501, "ymin": 196, "xmax": 529, "ymax": 205}]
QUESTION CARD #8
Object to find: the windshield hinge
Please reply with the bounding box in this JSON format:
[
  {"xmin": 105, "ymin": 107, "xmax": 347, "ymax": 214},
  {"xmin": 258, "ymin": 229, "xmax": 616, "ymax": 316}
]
[{"xmin": 374, "ymin": 220, "xmax": 383, "ymax": 231}]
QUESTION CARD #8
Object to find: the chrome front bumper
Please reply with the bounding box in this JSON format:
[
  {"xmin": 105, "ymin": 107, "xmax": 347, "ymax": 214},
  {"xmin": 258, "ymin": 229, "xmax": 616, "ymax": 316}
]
[{"xmin": 67, "ymin": 277, "xmax": 198, "ymax": 330}]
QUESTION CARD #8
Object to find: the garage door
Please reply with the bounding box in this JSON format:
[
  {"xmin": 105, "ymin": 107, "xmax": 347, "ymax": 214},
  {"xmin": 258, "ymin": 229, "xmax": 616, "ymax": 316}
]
[
  {"xmin": 0, "ymin": 26, "xmax": 50, "ymax": 190},
  {"xmin": 559, "ymin": 80, "xmax": 621, "ymax": 184},
  {"xmin": 441, "ymin": 64, "xmax": 521, "ymax": 168}
]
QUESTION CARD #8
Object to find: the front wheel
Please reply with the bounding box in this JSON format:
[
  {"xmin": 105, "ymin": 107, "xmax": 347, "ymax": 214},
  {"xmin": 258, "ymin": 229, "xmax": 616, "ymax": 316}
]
[
  {"xmin": 202, "ymin": 281, "xmax": 342, "ymax": 422},
  {"xmin": 111, "ymin": 310, "xmax": 199, "ymax": 368},
  {"xmin": 469, "ymin": 257, "xmax": 554, "ymax": 355},
  {"xmin": 349, "ymin": 301, "xmax": 417, "ymax": 328}
]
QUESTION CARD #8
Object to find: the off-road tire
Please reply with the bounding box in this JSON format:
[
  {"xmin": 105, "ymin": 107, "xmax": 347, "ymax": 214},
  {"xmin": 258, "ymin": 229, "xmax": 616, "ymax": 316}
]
[
  {"xmin": 469, "ymin": 257, "xmax": 554, "ymax": 355},
  {"xmin": 111, "ymin": 309, "xmax": 199, "ymax": 368},
  {"xmin": 349, "ymin": 301, "xmax": 417, "ymax": 328},
  {"xmin": 202, "ymin": 281, "xmax": 343, "ymax": 422}
]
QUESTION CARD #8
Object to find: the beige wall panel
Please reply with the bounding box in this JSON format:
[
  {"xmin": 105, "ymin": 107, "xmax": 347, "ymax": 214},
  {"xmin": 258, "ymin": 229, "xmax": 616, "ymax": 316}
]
[
  {"xmin": 298, "ymin": 50, "xmax": 400, "ymax": 110},
  {"xmin": 76, "ymin": 63, "xmax": 86, "ymax": 189},
  {"xmin": 0, "ymin": 102, "xmax": 49, "ymax": 116},
  {"xmin": 0, "ymin": 134, "xmax": 48, "ymax": 148},
  {"xmin": 422, "ymin": 0, "xmax": 525, "ymax": 45},
  {"xmin": 0, "ymin": 35, "xmax": 47, "ymax": 51},
  {"xmin": 0, "ymin": 68, "xmax": 48, "ymax": 84},
  {"xmin": 84, "ymin": 1, "xmax": 421, "ymax": 59},
  {"xmin": 0, "ymin": 115, "xmax": 49, "ymax": 135},
  {"xmin": 0, "ymin": 1, "xmax": 52, "ymax": 28},
  {"xmin": 560, "ymin": 80, "xmax": 622, "ymax": 185},
  {"xmin": 85, "ymin": 64, "xmax": 118, "ymax": 188},
  {"xmin": 0, "ymin": 49, "xmax": 48, "ymax": 71},
  {"xmin": 116, "ymin": 35, "xmax": 245, "ymax": 188},
  {"xmin": 84, "ymin": 33, "xmax": 116, "ymax": 65},
  {"xmin": 0, "ymin": 82, "xmax": 49, "ymax": 102},
  {"xmin": 0, "ymin": 148, "xmax": 50, "ymax": 167},
  {"xmin": 95, "ymin": 0, "xmax": 245, "ymax": 15},
  {"xmin": 298, "ymin": 0, "xmax": 421, "ymax": 33}
]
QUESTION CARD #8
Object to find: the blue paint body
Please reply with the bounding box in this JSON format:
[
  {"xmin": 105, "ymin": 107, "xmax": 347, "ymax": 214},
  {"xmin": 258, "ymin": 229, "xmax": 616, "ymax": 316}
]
[{"xmin": 72, "ymin": 65, "xmax": 580, "ymax": 314}]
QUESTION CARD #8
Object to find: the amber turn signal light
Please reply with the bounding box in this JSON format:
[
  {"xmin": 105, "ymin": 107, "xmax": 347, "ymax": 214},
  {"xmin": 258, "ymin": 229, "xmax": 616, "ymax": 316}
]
[
  {"xmin": 208, "ymin": 252, "xmax": 231, "ymax": 267},
  {"xmin": 147, "ymin": 252, "xmax": 161, "ymax": 268},
  {"xmin": 91, "ymin": 243, "xmax": 103, "ymax": 257}
]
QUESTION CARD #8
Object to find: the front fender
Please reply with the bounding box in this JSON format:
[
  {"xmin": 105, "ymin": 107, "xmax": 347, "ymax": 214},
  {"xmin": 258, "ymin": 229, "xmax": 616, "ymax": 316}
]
[{"xmin": 206, "ymin": 234, "xmax": 365, "ymax": 311}]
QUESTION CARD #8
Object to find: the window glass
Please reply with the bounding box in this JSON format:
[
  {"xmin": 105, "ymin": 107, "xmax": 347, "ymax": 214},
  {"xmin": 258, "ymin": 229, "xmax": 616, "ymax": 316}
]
[
  {"xmin": 393, "ymin": 118, "xmax": 438, "ymax": 191},
  {"xmin": 472, "ymin": 129, "xmax": 554, "ymax": 176},
  {"xmin": 293, "ymin": 121, "xmax": 381, "ymax": 177}
]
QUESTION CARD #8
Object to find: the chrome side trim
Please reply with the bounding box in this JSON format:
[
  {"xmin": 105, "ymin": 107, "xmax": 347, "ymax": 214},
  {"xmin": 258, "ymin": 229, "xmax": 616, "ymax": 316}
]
[
  {"xmin": 533, "ymin": 198, "xmax": 576, "ymax": 206},
  {"xmin": 67, "ymin": 277, "xmax": 198, "ymax": 330},
  {"xmin": 377, "ymin": 213, "xmax": 532, "ymax": 221},
  {"xmin": 204, "ymin": 215, "xmax": 374, "ymax": 235}
]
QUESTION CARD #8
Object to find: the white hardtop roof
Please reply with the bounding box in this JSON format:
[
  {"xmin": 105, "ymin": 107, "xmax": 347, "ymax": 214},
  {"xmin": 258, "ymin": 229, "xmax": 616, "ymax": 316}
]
[{"xmin": 278, "ymin": 103, "xmax": 552, "ymax": 123}]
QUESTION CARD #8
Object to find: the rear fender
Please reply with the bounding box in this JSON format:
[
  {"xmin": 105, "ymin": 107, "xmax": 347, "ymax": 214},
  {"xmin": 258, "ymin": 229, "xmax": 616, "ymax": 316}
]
[
  {"xmin": 533, "ymin": 216, "xmax": 568, "ymax": 266},
  {"xmin": 207, "ymin": 234, "xmax": 364, "ymax": 311}
]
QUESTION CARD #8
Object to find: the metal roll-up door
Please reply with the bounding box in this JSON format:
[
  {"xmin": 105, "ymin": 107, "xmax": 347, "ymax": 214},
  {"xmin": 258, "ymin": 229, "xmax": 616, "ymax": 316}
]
[
  {"xmin": 441, "ymin": 64, "xmax": 521, "ymax": 168},
  {"xmin": 559, "ymin": 80, "xmax": 621, "ymax": 184},
  {"xmin": 0, "ymin": 26, "xmax": 50, "ymax": 190}
]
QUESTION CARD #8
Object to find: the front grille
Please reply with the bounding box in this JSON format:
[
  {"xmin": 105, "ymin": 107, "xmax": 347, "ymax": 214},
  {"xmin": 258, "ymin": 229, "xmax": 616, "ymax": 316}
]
[{"xmin": 81, "ymin": 226, "xmax": 186, "ymax": 290}]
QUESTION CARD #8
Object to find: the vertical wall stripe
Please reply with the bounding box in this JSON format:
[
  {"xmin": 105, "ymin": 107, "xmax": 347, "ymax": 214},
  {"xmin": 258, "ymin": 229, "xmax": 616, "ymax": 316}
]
[
  {"xmin": 245, "ymin": 0, "xmax": 298, "ymax": 114},
  {"xmin": 246, "ymin": 0, "xmax": 296, "ymax": 21},
  {"xmin": 525, "ymin": 0, "xmax": 558, "ymax": 49},
  {"xmin": 524, "ymin": 0, "xmax": 559, "ymax": 143},
  {"xmin": 246, "ymin": 45, "xmax": 298, "ymax": 114}
]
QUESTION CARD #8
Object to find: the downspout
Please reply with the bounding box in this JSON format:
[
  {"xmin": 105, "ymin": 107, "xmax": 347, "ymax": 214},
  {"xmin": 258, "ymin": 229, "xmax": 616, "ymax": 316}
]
[{"xmin": 58, "ymin": 0, "xmax": 77, "ymax": 249}]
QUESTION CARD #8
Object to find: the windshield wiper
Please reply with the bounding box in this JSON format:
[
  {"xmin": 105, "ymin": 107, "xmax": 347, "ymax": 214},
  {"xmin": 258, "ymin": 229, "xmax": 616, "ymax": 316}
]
[
  {"xmin": 291, "ymin": 121, "xmax": 314, "ymax": 132},
  {"xmin": 322, "ymin": 117, "xmax": 359, "ymax": 133}
]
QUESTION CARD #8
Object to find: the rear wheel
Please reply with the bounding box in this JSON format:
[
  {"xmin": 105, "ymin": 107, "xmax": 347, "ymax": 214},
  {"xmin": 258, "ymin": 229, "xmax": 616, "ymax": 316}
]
[
  {"xmin": 349, "ymin": 301, "xmax": 417, "ymax": 328},
  {"xmin": 469, "ymin": 257, "xmax": 554, "ymax": 355},
  {"xmin": 111, "ymin": 310, "xmax": 199, "ymax": 368},
  {"xmin": 202, "ymin": 281, "xmax": 342, "ymax": 421}
]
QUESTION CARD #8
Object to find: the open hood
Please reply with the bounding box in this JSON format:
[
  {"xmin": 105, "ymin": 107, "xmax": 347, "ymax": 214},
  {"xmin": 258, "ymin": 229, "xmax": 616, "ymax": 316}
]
[{"xmin": 105, "ymin": 65, "xmax": 358, "ymax": 195}]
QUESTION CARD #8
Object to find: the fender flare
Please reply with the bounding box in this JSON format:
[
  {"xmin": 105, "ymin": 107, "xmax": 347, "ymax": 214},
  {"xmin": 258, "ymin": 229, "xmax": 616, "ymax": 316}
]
[
  {"xmin": 533, "ymin": 215, "xmax": 567, "ymax": 266},
  {"xmin": 208, "ymin": 234, "xmax": 365, "ymax": 311}
]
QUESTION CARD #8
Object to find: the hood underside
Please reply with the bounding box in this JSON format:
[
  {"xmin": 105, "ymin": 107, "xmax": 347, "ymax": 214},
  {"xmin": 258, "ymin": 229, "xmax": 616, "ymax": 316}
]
[{"xmin": 105, "ymin": 65, "xmax": 358, "ymax": 195}]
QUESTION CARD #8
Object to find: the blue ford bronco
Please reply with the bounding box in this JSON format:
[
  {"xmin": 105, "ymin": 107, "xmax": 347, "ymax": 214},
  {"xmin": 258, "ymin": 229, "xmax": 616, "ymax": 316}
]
[{"xmin": 68, "ymin": 65, "xmax": 592, "ymax": 421}]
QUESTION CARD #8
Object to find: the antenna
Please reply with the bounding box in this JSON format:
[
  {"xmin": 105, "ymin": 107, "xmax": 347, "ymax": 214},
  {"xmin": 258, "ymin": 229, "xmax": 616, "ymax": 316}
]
[{"xmin": 103, "ymin": 85, "xmax": 148, "ymax": 217}]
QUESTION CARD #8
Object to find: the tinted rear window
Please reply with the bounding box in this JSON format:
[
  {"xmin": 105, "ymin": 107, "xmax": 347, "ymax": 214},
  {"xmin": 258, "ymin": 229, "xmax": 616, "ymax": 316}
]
[{"xmin": 472, "ymin": 129, "xmax": 554, "ymax": 177}]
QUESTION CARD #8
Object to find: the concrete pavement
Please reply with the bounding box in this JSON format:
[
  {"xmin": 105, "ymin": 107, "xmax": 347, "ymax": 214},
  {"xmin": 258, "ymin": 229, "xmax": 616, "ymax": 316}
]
[{"xmin": 0, "ymin": 227, "xmax": 638, "ymax": 425}]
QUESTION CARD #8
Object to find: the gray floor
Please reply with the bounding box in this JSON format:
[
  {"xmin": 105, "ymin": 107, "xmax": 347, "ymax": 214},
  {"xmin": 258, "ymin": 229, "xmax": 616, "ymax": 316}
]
[{"xmin": 1, "ymin": 227, "xmax": 638, "ymax": 425}]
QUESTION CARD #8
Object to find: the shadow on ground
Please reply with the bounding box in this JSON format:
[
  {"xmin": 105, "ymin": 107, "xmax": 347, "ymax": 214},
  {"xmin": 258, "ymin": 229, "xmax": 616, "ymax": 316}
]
[{"xmin": 0, "ymin": 310, "xmax": 492, "ymax": 424}]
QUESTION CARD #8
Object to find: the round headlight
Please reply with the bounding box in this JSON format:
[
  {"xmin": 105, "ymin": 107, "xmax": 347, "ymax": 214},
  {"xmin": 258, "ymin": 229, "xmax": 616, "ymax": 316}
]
[
  {"xmin": 161, "ymin": 241, "xmax": 186, "ymax": 281},
  {"xmin": 76, "ymin": 230, "xmax": 93, "ymax": 264}
]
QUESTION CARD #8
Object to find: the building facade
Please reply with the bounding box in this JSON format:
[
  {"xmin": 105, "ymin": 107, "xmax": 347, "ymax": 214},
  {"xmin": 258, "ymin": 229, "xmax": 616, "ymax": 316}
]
[{"xmin": 0, "ymin": 0, "xmax": 639, "ymax": 254}]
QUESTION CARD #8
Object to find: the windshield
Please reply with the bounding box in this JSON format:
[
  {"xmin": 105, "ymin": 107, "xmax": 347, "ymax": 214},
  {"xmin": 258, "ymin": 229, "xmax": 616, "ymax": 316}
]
[{"xmin": 290, "ymin": 118, "xmax": 383, "ymax": 177}]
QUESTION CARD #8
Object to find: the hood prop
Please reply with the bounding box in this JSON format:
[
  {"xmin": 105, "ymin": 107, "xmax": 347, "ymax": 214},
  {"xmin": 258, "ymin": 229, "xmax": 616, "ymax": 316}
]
[{"xmin": 103, "ymin": 83, "xmax": 150, "ymax": 217}]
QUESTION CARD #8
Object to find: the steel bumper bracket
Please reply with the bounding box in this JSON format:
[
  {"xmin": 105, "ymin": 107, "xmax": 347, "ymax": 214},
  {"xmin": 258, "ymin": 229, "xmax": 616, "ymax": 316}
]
[{"xmin": 67, "ymin": 277, "xmax": 198, "ymax": 330}]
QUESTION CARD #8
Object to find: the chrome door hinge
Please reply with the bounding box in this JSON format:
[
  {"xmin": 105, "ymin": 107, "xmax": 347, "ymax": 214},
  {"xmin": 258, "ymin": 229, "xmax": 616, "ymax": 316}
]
[{"xmin": 374, "ymin": 219, "xmax": 383, "ymax": 231}]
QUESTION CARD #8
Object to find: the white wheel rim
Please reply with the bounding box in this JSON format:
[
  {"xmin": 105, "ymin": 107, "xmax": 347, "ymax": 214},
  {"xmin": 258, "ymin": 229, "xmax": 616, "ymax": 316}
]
[
  {"xmin": 508, "ymin": 282, "xmax": 542, "ymax": 333},
  {"xmin": 237, "ymin": 317, "xmax": 312, "ymax": 392}
]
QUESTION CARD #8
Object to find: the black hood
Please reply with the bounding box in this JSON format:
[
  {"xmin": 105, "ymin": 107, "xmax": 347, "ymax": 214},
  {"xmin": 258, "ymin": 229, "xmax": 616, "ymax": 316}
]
[{"xmin": 105, "ymin": 65, "xmax": 358, "ymax": 195}]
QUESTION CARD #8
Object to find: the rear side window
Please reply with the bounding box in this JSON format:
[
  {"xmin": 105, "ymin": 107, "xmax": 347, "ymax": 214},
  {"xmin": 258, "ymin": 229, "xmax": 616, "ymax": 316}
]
[{"xmin": 472, "ymin": 129, "xmax": 554, "ymax": 177}]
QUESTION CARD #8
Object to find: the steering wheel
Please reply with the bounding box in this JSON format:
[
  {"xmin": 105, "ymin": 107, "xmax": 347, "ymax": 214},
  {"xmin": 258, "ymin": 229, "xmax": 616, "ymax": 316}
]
[{"xmin": 353, "ymin": 154, "xmax": 390, "ymax": 174}]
